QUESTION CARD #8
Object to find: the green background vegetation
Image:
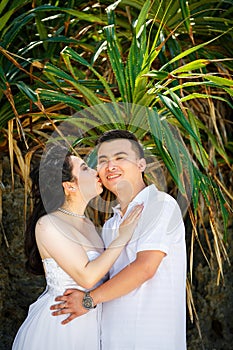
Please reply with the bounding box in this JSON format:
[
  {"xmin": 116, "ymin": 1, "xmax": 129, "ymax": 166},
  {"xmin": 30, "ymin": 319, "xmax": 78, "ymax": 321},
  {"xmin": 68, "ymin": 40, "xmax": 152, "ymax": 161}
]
[{"xmin": 0, "ymin": 1, "xmax": 232, "ymax": 349}]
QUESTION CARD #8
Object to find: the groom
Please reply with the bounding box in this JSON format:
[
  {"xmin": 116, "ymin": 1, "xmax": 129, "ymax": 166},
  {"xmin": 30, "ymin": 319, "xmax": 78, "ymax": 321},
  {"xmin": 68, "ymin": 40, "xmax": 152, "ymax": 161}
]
[{"xmin": 51, "ymin": 130, "xmax": 187, "ymax": 349}]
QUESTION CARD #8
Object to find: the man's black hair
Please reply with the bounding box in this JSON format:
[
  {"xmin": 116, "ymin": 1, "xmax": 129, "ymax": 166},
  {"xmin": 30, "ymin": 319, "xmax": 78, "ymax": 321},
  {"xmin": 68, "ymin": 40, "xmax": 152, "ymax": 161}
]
[{"xmin": 96, "ymin": 129, "xmax": 145, "ymax": 158}]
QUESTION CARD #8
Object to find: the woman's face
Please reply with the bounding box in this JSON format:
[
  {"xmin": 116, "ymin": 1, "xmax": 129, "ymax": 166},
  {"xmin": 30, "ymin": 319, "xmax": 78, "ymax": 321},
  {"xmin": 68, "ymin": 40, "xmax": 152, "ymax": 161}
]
[{"xmin": 70, "ymin": 156, "xmax": 103, "ymax": 201}]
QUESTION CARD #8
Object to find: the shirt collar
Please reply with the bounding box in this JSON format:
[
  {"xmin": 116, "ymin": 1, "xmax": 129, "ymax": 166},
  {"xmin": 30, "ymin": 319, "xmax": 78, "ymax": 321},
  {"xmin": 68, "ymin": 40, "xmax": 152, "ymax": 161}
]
[{"xmin": 112, "ymin": 184, "xmax": 157, "ymax": 217}]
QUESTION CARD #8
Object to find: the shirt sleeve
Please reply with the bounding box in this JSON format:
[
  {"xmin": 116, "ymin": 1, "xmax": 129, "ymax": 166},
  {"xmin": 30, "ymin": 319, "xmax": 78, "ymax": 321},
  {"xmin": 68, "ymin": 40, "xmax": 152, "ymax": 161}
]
[{"xmin": 135, "ymin": 192, "xmax": 185, "ymax": 255}]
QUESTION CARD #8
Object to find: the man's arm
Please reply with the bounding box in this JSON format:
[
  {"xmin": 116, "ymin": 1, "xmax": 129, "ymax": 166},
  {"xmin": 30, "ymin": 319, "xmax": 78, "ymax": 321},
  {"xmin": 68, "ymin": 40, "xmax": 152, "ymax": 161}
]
[
  {"xmin": 51, "ymin": 250, "xmax": 165, "ymax": 324},
  {"xmin": 91, "ymin": 250, "xmax": 165, "ymax": 303}
]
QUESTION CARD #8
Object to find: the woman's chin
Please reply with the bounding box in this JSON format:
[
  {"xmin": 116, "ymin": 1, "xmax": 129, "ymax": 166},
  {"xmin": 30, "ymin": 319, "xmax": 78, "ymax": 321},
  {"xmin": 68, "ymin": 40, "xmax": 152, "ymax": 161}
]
[{"xmin": 92, "ymin": 186, "xmax": 104, "ymax": 199}]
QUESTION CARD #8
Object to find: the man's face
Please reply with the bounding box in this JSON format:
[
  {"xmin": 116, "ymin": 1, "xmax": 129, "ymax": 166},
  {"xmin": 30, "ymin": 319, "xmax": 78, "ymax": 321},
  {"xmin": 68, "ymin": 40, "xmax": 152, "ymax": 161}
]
[{"xmin": 97, "ymin": 139, "xmax": 145, "ymax": 195}]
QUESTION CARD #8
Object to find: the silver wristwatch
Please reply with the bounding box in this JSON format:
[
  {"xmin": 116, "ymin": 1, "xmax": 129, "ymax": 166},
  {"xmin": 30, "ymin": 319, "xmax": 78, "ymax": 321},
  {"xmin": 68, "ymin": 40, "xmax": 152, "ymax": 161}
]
[{"xmin": 82, "ymin": 291, "xmax": 96, "ymax": 310}]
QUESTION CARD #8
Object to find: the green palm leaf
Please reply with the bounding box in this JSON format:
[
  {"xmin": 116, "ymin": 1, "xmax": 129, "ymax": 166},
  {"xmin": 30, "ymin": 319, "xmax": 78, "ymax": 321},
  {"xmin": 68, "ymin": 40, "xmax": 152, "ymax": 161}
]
[{"xmin": 158, "ymin": 93, "xmax": 200, "ymax": 143}]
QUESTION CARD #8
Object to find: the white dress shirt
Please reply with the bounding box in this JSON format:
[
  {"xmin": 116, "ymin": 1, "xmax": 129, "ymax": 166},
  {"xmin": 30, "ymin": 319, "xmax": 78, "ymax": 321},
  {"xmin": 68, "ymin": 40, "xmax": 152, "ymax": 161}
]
[{"xmin": 101, "ymin": 184, "xmax": 187, "ymax": 350}]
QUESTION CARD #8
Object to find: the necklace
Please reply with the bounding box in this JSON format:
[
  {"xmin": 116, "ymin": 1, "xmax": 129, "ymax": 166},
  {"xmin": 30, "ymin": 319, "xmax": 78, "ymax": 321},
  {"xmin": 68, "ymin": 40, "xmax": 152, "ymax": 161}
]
[{"xmin": 57, "ymin": 207, "xmax": 86, "ymax": 218}]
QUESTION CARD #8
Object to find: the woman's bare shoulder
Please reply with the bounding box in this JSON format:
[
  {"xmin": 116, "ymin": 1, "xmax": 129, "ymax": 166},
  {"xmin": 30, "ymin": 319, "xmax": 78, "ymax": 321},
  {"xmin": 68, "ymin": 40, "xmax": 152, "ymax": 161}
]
[{"xmin": 36, "ymin": 213, "xmax": 55, "ymax": 226}]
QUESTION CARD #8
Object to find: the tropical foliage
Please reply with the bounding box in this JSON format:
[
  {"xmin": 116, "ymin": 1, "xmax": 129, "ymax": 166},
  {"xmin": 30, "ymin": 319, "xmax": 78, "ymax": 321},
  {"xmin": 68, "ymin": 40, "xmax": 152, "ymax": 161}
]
[{"xmin": 0, "ymin": 0, "xmax": 232, "ymax": 328}]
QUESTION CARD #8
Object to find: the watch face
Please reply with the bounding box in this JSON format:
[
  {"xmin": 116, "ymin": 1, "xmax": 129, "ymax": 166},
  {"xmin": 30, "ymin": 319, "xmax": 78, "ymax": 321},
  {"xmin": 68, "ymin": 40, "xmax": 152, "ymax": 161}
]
[{"xmin": 83, "ymin": 296, "xmax": 93, "ymax": 309}]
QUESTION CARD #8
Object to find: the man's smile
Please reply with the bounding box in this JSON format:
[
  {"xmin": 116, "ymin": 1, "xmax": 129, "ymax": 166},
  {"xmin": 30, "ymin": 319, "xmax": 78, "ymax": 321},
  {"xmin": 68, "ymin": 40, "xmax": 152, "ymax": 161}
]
[{"xmin": 106, "ymin": 173, "xmax": 121, "ymax": 180}]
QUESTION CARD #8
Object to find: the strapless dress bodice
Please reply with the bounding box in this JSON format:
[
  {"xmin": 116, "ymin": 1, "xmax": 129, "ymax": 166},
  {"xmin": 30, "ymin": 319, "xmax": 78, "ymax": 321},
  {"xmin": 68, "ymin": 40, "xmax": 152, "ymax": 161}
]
[
  {"xmin": 42, "ymin": 250, "xmax": 102, "ymax": 295},
  {"xmin": 13, "ymin": 250, "xmax": 103, "ymax": 350}
]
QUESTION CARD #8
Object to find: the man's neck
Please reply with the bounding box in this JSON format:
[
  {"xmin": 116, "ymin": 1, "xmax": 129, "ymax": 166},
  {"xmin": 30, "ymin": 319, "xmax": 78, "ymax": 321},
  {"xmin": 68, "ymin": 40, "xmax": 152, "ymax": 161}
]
[{"xmin": 117, "ymin": 182, "xmax": 146, "ymax": 215}]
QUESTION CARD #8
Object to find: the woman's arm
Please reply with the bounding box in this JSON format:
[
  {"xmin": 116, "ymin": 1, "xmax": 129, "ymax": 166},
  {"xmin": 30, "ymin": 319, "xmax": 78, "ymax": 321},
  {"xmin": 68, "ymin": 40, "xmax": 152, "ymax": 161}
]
[{"xmin": 36, "ymin": 204, "xmax": 143, "ymax": 289}]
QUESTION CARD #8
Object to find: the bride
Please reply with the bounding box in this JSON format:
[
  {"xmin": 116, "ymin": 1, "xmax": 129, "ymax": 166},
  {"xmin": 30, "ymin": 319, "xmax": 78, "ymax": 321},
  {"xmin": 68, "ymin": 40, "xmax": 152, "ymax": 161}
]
[{"xmin": 12, "ymin": 144, "xmax": 142, "ymax": 350}]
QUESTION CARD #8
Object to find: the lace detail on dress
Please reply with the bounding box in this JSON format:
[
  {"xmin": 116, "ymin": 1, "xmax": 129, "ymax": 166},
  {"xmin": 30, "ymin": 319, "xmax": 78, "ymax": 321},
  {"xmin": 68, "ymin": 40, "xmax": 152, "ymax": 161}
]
[{"xmin": 42, "ymin": 251, "xmax": 101, "ymax": 296}]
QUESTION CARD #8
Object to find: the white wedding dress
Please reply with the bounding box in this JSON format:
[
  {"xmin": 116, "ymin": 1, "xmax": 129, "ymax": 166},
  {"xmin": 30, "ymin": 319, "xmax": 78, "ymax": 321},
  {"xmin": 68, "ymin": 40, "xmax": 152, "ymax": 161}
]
[{"xmin": 12, "ymin": 251, "xmax": 103, "ymax": 350}]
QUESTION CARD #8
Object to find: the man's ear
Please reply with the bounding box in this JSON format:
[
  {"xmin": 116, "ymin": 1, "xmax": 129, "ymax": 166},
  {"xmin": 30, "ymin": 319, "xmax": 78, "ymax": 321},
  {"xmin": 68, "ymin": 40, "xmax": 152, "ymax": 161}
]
[{"xmin": 137, "ymin": 158, "xmax": 146, "ymax": 172}]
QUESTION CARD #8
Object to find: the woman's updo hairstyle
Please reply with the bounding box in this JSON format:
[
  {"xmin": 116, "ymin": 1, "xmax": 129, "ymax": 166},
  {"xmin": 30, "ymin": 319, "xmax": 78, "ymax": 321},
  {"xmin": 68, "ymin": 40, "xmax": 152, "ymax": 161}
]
[
  {"xmin": 25, "ymin": 143, "xmax": 74, "ymax": 275},
  {"xmin": 38, "ymin": 144, "xmax": 74, "ymax": 213}
]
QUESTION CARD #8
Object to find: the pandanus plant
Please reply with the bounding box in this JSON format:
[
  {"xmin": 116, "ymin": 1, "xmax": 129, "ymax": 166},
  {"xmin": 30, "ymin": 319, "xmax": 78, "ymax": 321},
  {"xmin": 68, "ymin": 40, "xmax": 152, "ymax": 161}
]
[{"xmin": 0, "ymin": 0, "xmax": 232, "ymax": 336}]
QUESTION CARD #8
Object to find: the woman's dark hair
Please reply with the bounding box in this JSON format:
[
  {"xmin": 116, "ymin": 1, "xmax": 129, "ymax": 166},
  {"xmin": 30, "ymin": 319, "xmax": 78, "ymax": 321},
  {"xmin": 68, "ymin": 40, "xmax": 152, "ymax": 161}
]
[{"xmin": 25, "ymin": 145, "xmax": 74, "ymax": 275}]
